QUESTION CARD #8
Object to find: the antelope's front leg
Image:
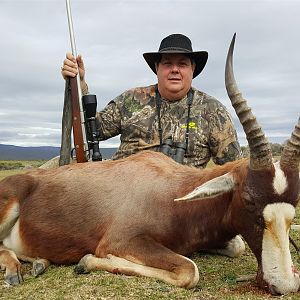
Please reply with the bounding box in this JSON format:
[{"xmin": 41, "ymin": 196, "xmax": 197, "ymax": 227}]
[{"xmin": 75, "ymin": 235, "xmax": 199, "ymax": 288}]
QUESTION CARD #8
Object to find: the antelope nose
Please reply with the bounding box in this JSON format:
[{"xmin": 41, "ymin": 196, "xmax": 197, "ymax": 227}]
[{"xmin": 268, "ymin": 285, "xmax": 281, "ymax": 296}]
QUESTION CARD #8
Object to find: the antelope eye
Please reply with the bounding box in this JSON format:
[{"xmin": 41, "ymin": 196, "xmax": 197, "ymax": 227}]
[{"xmin": 257, "ymin": 216, "xmax": 265, "ymax": 227}]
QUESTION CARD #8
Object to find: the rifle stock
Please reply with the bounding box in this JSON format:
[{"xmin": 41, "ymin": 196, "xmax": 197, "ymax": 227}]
[
  {"xmin": 70, "ymin": 76, "xmax": 88, "ymax": 163},
  {"xmin": 59, "ymin": 78, "xmax": 72, "ymax": 166}
]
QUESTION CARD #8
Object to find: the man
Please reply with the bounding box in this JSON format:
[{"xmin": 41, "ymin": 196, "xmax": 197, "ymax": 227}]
[{"xmin": 61, "ymin": 33, "xmax": 241, "ymax": 168}]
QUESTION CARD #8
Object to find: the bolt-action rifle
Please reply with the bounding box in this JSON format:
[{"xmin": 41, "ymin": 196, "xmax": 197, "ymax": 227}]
[{"xmin": 61, "ymin": 0, "xmax": 102, "ymax": 164}]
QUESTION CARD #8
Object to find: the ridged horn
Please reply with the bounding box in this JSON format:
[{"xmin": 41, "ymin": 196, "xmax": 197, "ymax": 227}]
[
  {"xmin": 225, "ymin": 33, "xmax": 273, "ymax": 170},
  {"xmin": 280, "ymin": 118, "xmax": 300, "ymax": 170}
]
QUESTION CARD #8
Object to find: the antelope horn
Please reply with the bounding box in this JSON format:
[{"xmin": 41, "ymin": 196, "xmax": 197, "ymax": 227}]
[
  {"xmin": 280, "ymin": 118, "xmax": 300, "ymax": 170},
  {"xmin": 225, "ymin": 33, "xmax": 273, "ymax": 170}
]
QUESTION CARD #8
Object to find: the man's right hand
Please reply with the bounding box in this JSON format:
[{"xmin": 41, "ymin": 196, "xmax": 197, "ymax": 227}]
[{"xmin": 61, "ymin": 53, "xmax": 88, "ymax": 92}]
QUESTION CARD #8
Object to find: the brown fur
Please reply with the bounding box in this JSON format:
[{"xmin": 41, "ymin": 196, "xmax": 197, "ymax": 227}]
[
  {"xmin": 0, "ymin": 151, "xmax": 299, "ymax": 292},
  {"xmin": 0, "ymin": 152, "xmax": 241, "ymax": 260}
]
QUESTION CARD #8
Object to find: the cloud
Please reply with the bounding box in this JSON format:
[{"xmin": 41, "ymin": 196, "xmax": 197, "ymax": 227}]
[{"xmin": 0, "ymin": 0, "xmax": 299, "ymax": 148}]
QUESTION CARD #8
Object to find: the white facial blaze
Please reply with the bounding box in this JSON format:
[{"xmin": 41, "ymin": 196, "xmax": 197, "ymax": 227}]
[
  {"xmin": 262, "ymin": 203, "xmax": 300, "ymax": 294},
  {"xmin": 273, "ymin": 162, "xmax": 288, "ymax": 195}
]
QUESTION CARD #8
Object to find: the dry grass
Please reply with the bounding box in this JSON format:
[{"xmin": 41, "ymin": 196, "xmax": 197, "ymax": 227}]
[
  {"xmin": 1, "ymin": 244, "xmax": 300, "ymax": 300},
  {"xmin": 0, "ymin": 161, "xmax": 300, "ymax": 299}
]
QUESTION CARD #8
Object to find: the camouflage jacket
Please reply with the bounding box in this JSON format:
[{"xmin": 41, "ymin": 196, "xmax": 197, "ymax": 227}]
[{"xmin": 95, "ymin": 84, "xmax": 241, "ymax": 168}]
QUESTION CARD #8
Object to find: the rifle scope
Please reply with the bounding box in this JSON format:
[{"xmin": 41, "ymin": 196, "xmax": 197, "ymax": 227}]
[{"xmin": 82, "ymin": 94, "xmax": 102, "ymax": 161}]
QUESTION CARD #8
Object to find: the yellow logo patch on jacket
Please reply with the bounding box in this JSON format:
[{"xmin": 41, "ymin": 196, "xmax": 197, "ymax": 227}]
[{"xmin": 181, "ymin": 122, "xmax": 197, "ymax": 129}]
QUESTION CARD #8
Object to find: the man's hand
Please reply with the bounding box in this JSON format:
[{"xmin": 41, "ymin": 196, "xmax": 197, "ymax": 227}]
[{"xmin": 61, "ymin": 53, "xmax": 87, "ymax": 92}]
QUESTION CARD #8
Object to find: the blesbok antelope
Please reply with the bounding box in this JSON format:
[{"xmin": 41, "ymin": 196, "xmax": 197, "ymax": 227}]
[{"xmin": 0, "ymin": 34, "xmax": 299, "ymax": 295}]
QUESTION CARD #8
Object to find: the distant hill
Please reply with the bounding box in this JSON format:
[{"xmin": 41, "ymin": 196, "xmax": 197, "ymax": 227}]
[{"xmin": 0, "ymin": 144, "xmax": 117, "ymax": 160}]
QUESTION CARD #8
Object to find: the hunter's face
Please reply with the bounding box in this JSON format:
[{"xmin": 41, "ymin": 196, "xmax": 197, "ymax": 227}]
[{"xmin": 156, "ymin": 53, "xmax": 195, "ymax": 101}]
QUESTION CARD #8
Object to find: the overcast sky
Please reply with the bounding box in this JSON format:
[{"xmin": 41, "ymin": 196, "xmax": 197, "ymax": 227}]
[{"xmin": 0, "ymin": 0, "xmax": 299, "ymax": 148}]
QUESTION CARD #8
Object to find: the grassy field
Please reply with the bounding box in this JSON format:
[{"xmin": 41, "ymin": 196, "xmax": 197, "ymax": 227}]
[
  {"xmin": 0, "ymin": 161, "xmax": 300, "ymax": 299},
  {"xmin": 0, "ymin": 160, "xmax": 45, "ymax": 181}
]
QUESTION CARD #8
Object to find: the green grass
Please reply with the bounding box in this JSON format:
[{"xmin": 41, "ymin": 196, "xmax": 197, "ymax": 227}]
[
  {"xmin": 1, "ymin": 244, "xmax": 300, "ymax": 299},
  {"xmin": 0, "ymin": 162, "xmax": 300, "ymax": 299},
  {"xmin": 0, "ymin": 160, "xmax": 45, "ymax": 181},
  {"xmin": 0, "ymin": 160, "xmax": 45, "ymax": 168},
  {"xmin": 0, "ymin": 169, "xmax": 27, "ymax": 181}
]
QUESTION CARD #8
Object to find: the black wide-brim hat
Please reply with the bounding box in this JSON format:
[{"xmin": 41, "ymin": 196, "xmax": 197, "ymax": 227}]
[{"xmin": 143, "ymin": 34, "xmax": 208, "ymax": 78}]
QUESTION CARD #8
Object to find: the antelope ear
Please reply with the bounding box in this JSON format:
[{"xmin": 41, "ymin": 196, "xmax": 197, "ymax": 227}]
[{"xmin": 174, "ymin": 173, "xmax": 235, "ymax": 202}]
